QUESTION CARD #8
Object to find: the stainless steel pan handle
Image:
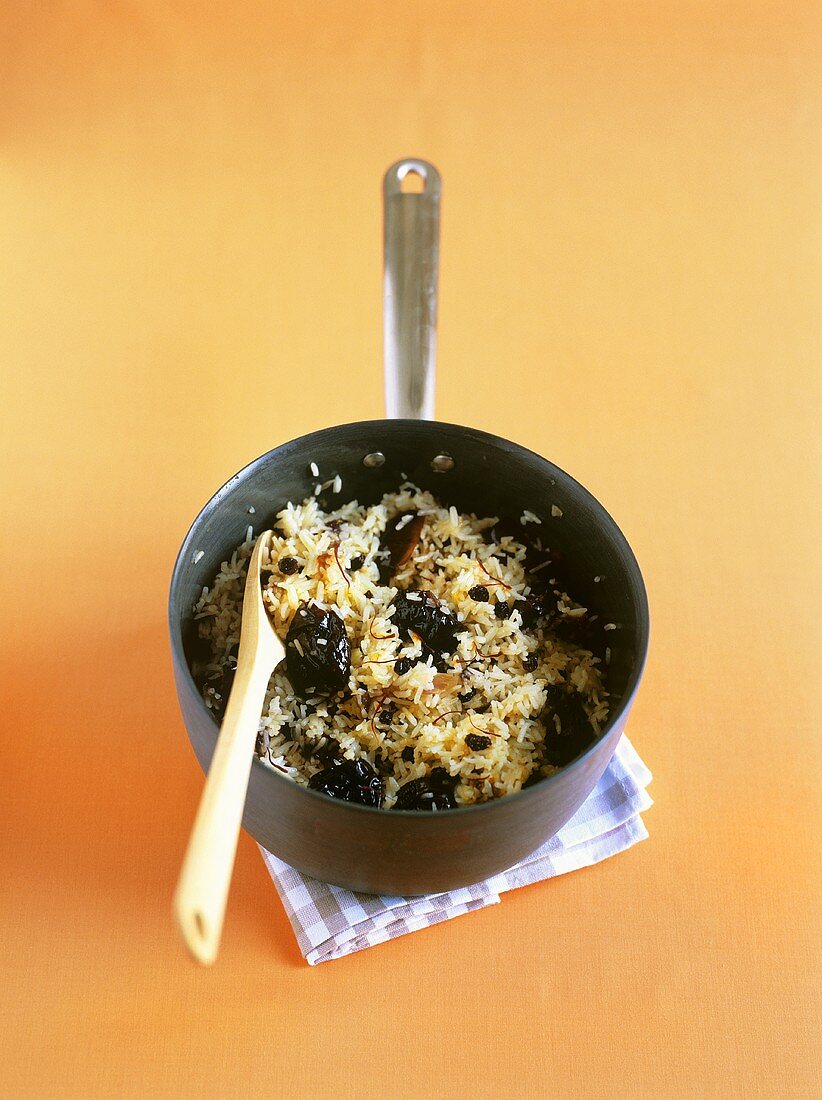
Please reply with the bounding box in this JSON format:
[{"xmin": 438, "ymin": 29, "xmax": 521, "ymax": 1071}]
[{"xmin": 383, "ymin": 159, "xmax": 441, "ymax": 420}]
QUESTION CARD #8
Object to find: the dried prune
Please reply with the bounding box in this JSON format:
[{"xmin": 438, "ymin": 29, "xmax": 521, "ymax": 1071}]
[
  {"xmin": 465, "ymin": 733, "xmax": 492, "ymax": 751},
  {"xmin": 285, "ymin": 603, "xmax": 351, "ymax": 696},
  {"xmin": 468, "ymin": 584, "xmax": 490, "ymax": 602},
  {"xmin": 391, "ymin": 590, "xmax": 459, "ymax": 654},
  {"xmin": 307, "ymin": 759, "xmax": 383, "ymax": 807},
  {"xmin": 279, "ymin": 556, "xmax": 300, "ymax": 575},
  {"xmin": 393, "ymin": 767, "xmax": 459, "ymax": 811},
  {"xmin": 541, "ymin": 689, "xmax": 596, "ymax": 766}
]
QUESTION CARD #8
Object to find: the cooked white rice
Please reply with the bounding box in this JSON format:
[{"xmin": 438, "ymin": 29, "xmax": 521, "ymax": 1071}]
[{"xmin": 193, "ymin": 485, "xmax": 609, "ymax": 808}]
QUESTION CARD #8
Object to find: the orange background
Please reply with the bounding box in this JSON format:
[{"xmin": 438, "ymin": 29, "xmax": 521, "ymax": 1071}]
[{"xmin": 2, "ymin": 2, "xmax": 819, "ymax": 1097}]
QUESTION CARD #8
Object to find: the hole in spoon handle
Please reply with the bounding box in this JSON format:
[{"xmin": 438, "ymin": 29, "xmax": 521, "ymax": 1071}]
[{"xmin": 174, "ymin": 896, "xmax": 219, "ymax": 966}]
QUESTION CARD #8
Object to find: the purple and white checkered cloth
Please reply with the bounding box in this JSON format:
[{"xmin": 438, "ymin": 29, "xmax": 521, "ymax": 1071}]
[{"xmin": 259, "ymin": 735, "xmax": 652, "ymax": 964}]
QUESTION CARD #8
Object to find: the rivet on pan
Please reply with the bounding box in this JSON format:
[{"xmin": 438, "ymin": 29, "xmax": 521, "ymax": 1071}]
[
  {"xmin": 430, "ymin": 453, "xmax": 454, "ymax": 473},
  {"xmin": 363, "ymin": 452, "xmax": 386, "ymax": 468}
]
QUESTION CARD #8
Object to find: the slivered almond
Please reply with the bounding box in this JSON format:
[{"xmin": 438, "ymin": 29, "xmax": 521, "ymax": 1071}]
[
  {"xmin": 432, "ymin": 673, "xmax": 462, "ymax": 693},
  {"xmin": 384, "ymin": 513, "xmax": 426, "ymax": 573}
]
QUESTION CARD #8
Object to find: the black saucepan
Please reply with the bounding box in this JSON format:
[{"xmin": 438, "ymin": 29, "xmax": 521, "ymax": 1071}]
[{"xmin": 169, "ymin": 160, "xmax": 649, "ymax": 895}]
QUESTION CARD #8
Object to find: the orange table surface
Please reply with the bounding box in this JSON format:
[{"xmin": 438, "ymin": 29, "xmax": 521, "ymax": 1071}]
[{"xmin": 2, "ymin": 3, "xmax": 819, "ymax": 1098}]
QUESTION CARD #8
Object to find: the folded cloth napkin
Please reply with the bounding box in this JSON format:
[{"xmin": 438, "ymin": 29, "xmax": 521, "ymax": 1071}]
[{"xmin": 259, "ymin": 735, "xmax": 652, "ymax": 965}]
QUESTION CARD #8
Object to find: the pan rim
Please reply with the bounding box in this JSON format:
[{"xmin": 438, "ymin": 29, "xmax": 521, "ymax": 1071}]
[{"xmin": 169, "ymin": 418, "xmax": 650, "ymax": 819}]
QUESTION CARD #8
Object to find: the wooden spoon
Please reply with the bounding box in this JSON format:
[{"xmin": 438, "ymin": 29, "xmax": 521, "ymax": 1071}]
[{"xmin": 174, "ymin": 530, "xmax": 285, "ymax": 965}]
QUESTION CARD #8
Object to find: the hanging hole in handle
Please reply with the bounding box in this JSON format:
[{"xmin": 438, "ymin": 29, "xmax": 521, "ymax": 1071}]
[{"xmin": 400, "ymin": 169, "xmax": 425, "ymax": 194}]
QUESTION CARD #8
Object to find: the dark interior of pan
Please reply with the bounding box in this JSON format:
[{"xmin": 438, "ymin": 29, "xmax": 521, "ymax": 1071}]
[{"xmin": 176, "ymin": 419, "xmax": 646, "ymax": 725}]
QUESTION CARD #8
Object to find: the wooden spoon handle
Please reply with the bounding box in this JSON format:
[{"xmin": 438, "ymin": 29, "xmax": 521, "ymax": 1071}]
[{"xmin": 173, "ymin": 653, "xmax": 273, "ymax": 965}]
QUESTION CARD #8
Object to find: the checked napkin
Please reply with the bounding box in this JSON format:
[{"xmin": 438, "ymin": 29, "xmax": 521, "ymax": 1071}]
[{"xmin": 259, "ymin": 735, "xmax": 652, "ymax": 964}]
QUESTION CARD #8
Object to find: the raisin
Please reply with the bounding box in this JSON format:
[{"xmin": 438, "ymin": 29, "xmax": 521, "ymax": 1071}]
[
  {"xmin": 468, "ymin": 584, "xmax": 490, "ymax": 602},
  {"xmin": 307, "ymin": 759, "xmax": 383, "ymax": 807},
  {"xmin": 285, "ymin": 603, "xmax": 351, "ymax": 696},
  {"xmin": 522, "ymin": 653, "xmax": 539, "ymax": 672},
  {"xmin": 494, "ymin": 602, "xmax": 513, "ymax": 620},
  {"xmin": 260, "ymin": 568, "xmax": 274, "ymax": 586},
  {"xmin": 391, "ymin": 590, "xmax": 460, "ymax": 654},
  {"xmin": 394, "ymin": 657, "xmax": 413, "ymax": 675},
  {"xmin": 279, "ymin": 556, "xmax": 300, "ymax": 575},
  {"xmin": 377, "ymin": 702, "xmax": 397, "ymax": 726},
  {"xmin": 401, "ymin": 745, "xmax": 415, "ymax": 762},
  {"xmin": 459, "ymin": 689, "xmax": 475, "ymax": 703},
  {"xmin": 393, "ymin": 767, "xmax": 459, "ymax": 811},
  {"xmin": 465, "ymin": 733, "xmax": 492, "ymax": 751},
  {"xmin": 349, "ymin": 555, "xmax": 365, "ymax": 572}
]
